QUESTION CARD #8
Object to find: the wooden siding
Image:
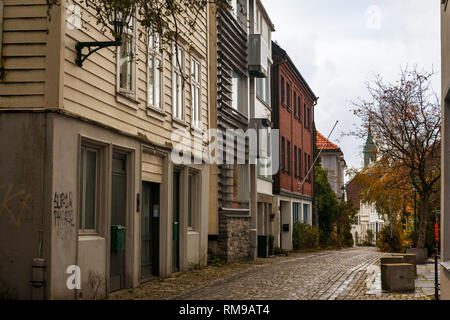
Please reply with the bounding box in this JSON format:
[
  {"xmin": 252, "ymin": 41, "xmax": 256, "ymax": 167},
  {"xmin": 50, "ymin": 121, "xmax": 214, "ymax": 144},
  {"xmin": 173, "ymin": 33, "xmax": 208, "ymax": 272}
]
[
  {"xmin": 142, "ymin": 152, "xmax": 163, "ymax": 183},
  {"xmin": 0, "ymin": 0, "xmax": 48, "ymax": 109},
  {"xmin": 63, "ymin": 1, "xmax": 209, "ymax": 151}
]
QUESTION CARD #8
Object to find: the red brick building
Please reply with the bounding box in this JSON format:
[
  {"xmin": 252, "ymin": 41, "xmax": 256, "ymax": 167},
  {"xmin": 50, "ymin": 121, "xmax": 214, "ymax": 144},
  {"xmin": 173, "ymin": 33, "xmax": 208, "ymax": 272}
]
[{"xmin": 272, "ymin": 41, "xmax": 318, "ymax": 250}]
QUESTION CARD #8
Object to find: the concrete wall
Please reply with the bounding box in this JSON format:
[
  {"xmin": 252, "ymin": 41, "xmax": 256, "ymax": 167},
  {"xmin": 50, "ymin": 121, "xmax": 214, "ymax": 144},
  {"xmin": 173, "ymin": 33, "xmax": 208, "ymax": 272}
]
[{"xmin": 0, "ymin": 112, "xmax": 51, "ymax": 299}]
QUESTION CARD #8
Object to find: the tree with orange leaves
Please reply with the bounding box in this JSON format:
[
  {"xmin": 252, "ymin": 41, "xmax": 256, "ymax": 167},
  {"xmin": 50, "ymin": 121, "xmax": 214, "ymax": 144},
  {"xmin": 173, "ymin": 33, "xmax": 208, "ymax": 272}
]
[{"xmin": 350, "ymin": 67, "xmax": 441, "ymax": 249}]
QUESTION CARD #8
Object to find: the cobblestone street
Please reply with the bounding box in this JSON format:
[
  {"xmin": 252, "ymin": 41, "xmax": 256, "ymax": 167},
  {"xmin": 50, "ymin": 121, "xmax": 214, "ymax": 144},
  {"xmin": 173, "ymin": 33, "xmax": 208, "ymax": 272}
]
[
  {"xmin": 110, "ymin": 247, "xmax": 436, "ymax": 301},
  {"xmin": 177, "ymin": 247, "xmax": 386, "ymax": 300}
]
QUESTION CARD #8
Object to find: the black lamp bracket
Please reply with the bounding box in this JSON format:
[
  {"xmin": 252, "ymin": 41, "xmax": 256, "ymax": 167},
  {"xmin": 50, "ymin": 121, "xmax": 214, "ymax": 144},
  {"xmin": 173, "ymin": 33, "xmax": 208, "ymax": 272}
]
[{"xmin": 75, "ymin": 38, "xmax": 122, "ymax": 67}]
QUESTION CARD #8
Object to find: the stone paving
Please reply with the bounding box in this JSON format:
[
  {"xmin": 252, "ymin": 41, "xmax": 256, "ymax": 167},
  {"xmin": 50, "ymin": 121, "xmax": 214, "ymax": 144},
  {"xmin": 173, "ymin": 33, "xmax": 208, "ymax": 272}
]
[
  {"xmin": 110, "ymin": 247, "xmax": 438, "ymax": 301},
  {"xmin": 177, "ymin": 247, "xmax": 388, "ymax": 300}
]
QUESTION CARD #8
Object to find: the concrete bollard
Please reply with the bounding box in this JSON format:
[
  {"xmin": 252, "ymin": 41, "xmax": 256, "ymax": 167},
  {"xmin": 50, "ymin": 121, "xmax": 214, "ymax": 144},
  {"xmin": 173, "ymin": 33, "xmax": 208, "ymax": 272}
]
[
  {"xmin": 392, "ymin": 254, "xmax": 417, "ymax": 278},
  {"xmin": 406, "ymin": 248, "xmax": 428, "ymax": 265},
  {"xmin": 380, "ymin": 256, "xmax": 405, "ymax": 291},
  {"xmin": 381, "ymin": 263, "xmax": 415, "ymax": 292}
]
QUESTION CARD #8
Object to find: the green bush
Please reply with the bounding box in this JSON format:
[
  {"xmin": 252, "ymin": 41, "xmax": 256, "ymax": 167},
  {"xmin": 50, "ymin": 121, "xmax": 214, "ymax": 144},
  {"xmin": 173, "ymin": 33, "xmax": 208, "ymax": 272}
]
[
  {"xmin": 377, "ymin": 224, "xmax": 407, "ymax": 253},
  {"xmin": 293, "ymin": 222, "xmax": 319, "ymax": 250},
  {"xmin": 342, "ymin": 230, "xmax": 354, "ymax": 248}
]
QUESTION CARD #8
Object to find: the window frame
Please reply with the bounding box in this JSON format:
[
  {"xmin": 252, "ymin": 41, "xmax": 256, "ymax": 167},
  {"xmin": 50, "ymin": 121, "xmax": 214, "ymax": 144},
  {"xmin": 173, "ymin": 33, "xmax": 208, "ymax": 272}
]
[
  {"xmin": 187, "ymin": 170, "xmax": 200, "ymax": 231},
  {"xmin": 117, "ymin": 16, "xmax": 138, "ymax": 103},
  {"xmin": 281, "ymin": 137, "xmax": 285, "ymax": 172},
  {"xmin": 286, "ymin": 82, "xmax": 290, "ymax": 109},
  {"xmin": 148, "ymin": 32, "xmax": 163, "ymax": 111},
  {"xmin": 78, "ymin": 145, "xmax": 100, "ymax": 235},
  {"xmin": 172, "ymin": 45, "xmax": 185, "ymax": 121},
  {"xmin": 286, "ymin": 140, "xmax": 291, "ymax": 174},
  {"xmin": 298, "ymin": 148, "xmax": 302, "ymax": 178},
  {"xmin": 281, "ymin": 77, "xmax": 285, "ymax": 106},
  {"xmin": 190, "ymin": 57, "xmax": 202, "ymax": 129},
  {"xmin": 293, "ymin": 92, "xmax": 297, "ymax": 118},
  {"xmin": 294, "ymin": 146, "xmax": 297, "ymax": 177}
]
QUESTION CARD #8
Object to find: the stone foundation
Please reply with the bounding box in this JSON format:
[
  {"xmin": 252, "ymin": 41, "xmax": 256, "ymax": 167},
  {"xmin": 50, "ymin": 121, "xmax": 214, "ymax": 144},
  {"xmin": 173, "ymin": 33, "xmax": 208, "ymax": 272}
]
[{"xmin": 217, "ymin": 213, "xmax": 252, "ymax": 262}]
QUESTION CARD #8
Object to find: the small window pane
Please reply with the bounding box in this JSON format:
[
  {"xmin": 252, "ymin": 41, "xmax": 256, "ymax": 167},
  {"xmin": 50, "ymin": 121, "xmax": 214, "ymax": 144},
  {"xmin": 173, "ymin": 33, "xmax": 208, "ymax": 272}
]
[
  {"xmin": 149, "ymin": 57, "xmax": 154, "ymax": 105},
  {"xmin": 120, "ymin": 36, "xmax": 132, "ymax": 91},
  {"xmin": 155, "ymin": 58, "xmax": 161, "ymax": 108}
]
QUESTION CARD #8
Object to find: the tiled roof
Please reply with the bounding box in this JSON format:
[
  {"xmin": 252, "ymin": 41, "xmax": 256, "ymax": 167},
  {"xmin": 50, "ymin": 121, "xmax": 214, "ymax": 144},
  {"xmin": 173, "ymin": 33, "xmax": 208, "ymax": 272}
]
[{"xmin": 316, "ymin": 131, "xmax": 341, "ymax": 152}]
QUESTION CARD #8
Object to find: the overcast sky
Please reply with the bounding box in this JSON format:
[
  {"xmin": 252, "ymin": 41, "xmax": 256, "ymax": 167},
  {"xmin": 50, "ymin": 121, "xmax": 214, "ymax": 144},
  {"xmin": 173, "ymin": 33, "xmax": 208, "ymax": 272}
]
[{"xmin": 263, "ymin": 0, "xmax": 441, "ymax": 178}]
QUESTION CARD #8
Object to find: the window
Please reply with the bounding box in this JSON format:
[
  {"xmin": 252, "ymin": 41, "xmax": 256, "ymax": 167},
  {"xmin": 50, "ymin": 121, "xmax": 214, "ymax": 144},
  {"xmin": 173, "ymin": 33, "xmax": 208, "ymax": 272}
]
[
  {"xmin": 281, "ymin": 77, "xmax": 285, "ymax": 105},
  {"xmin": 230, "ymin": 0, "xmax": 247, "ymax": 29},
  {"xmin": 188, "ymin": 172, "xmax": 199, "ymax": 230},
  {"xmin": 256, "ymin": 64, "xmax": 271, "ymax": 105},
  {"xmin": 298, "ymin": 148, "xmax": 302, "ymax": 178},
  {"xmin": 191, "ymin": 58, "xmax": 201, "ymax": 128},
  {"xmin": 281, "ymin": 137, "xmax": 285, "ymax": 172},
  {"xmin": 79, "ymin": 146, "xmax": 99, "ymax": 233},
  {"xmin": 294, "ymin": 146, "xmax": 297, "ymax": 177},
  {"xmin": 304, "ymin": 152, "xmax": 307, "ymax": 178},
  {"xmin": 293, "ymin": 92, "xmax": 297, "ymax": 117},
  {"xmin": 303, "ymin": 204, "xmax": 309, "ymax": 223},
  {"xmin": 286, "ymin": 83, "xmax": 290, "ymax": 108},
  {"xmin": 287, "ymin": 140, "xmax": 291, "ymax": 173},
  {"xmin": 148, "ymin": 32, "xmax": 162, "ymax": 110},
  {"xmin": 298, "ymin": 97, "xmax": 301, "ymax": 120},
  {"xmin": 173, "ymin": 46, "xmax": 184, "ymax": 120},
  {"xmin": 118, "ymin": 17, "xmax": 135, "ymax": 95}
]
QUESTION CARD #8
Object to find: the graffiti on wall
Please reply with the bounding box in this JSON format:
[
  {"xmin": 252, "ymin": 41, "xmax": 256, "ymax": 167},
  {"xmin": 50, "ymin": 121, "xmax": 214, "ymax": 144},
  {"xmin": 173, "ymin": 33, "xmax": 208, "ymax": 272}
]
[
  {"xmin": 53, "ymin": 192, "xmax": 75, "ymax": 236},
  {"xmin": 0, "ymin": 184, "xmax": 32, "ymax": 228}
]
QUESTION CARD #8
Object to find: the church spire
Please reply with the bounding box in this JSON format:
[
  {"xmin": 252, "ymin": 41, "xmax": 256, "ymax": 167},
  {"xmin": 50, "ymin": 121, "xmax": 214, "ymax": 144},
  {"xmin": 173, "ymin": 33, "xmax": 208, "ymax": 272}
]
[{"xmin": 363, "ymin": 121, "xmax": 377, "ymax": 167}]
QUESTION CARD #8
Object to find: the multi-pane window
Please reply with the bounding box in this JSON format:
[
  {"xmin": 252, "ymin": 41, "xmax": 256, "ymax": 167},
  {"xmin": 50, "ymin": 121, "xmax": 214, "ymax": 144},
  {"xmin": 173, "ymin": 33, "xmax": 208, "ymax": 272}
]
[
  {"xmin": 281, "ymin": 137, "xmax": 285, "ymax": 172},
  {"xmin": 191, "ymin": 58, "xmax": 201, "ymax": 128},
  {"xmin": 119, "ymin": 17, "xmax": 135, "ymax": 93},
  {"xmin": 287, "ymin": 140, "xmax": 291, "ymax": 173},
  {"xmin": 281, "ymin": 77, "xmax": 285, "ymax": 105},
  {"xmin": 294, "ymin": 146, "xmax": 297, "ymax": 177},
  {"xmin": 79, "ymin": 146, "xmax": 99, "ymax": 233},
  {"xmin": 172, "ymin": 46, "xmax": 184, "ymax": 120},
  {"xmin": 148, "ymin": 32, "xmax": 162, "ymax": 109}
]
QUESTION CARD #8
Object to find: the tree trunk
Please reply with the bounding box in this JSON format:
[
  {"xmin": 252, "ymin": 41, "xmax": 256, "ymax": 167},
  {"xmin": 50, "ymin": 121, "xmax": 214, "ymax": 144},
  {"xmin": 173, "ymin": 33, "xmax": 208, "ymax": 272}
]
[{"xmin": 417, "ymin": 193, "xmax": 430, "ymax": 249}]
